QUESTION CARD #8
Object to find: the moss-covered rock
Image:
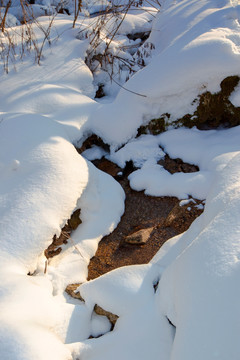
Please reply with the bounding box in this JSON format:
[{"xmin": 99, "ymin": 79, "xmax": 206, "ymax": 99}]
[
  {"xmin": 137, "ymin": 113, "xmax": 170, "ymax": 136},
  {"xmin": 139, "ymin": 76, "xmax": 240, "ymax": 132},
  {"xmin": 175, "ymin": 75, "xmax": 240, "ymax": 129}
]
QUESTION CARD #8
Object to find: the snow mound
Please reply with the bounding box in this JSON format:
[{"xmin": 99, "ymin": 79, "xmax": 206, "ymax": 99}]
[
  {"xmin": 90, "ymin": 0, "xmax": 240, "ymax": 146},
  {"xmin": 1, "ymin": 0, "xmax": 240, "ymax": 359}
]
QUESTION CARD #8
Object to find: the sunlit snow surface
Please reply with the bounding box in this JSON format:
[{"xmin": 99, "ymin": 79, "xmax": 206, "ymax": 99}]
[{"xmin": 0, "ymin": 0, "xmax": 240, "ymax": 359}]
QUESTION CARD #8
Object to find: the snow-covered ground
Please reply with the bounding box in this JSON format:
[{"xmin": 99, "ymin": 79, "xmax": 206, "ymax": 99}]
[{"xmin": 1, "ymin": 0, "xmax": 240, "ymax": 359}]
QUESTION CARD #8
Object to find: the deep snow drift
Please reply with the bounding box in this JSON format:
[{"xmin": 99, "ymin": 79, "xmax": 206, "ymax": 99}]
[{"xmin": 0, "ymin": 0, "xmax": 240, "ymax": 359}]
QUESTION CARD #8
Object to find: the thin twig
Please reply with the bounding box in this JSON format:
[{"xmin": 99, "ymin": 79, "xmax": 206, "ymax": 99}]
[
  {"xmin": 109, "ymin": 72, "xmax": 147, "ymax": 97},
  {"xmin": 64, "ymin": 232, "xmax": 85, "ymax": 260}
]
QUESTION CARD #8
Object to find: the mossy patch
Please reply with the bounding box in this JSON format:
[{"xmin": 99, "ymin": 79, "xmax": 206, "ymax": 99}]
[
  {"xmin": 175, "ymin": 75, "xmax": 240, "ymax": 129},
  {"xmin": 139, "ymin": 76, "xmax": 240, "ymax": 133},
  {"xmin": 137, "ymin": 113, "xmax": 170, "ymax": 136}
]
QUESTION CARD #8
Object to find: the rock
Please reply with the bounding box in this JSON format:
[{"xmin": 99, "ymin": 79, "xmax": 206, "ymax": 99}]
[
  {"xmin": 94, "ymin": 304, "xmax": 119, "ymax": 326},
  {"xmin": 65, "ymin": 283, "xmax": 85, "ymax": 301},
  {"xmin": 127, "ymin": 31, "xmax": 150, "ymax": 41},
  {"xmin": 220, "ymin": 75, "xmax": 240, "ymax": 97},
  {"xmin": 124, "ymin": 227, "xmax": 154, "ymax": 245},
  {"xmin": 76, "ymin": 134, "xmax": 110, "ymax": 154},
  {"xmin": 165, "ymin": 201, "xmax": 204, "ymax": 233},
  {"xmin": 137, "ymin": 113, "xmax": 169, "ymax": 136},
  {"xmin": 65, "ymin": 284, "xmax": 119, "ymax": 328},
  {"xmin": 44, "ymin": 208, "xmax": 82, "ymax": 259},
  {"xmin": 95, "ymin": 84, "xmax": 105, "ymax": 98},
  {"xmin": 139, "ymin": 76, "xmax": 240, "ymax": 131},
  {"xmin": 175, "ymin": 75, "xmax": 240, "ymax": 129},
  {"xmin": 45, "ymin": 246, "xmax": 62, "ymax": 258},
  {"xmin": 44, "ymin": 231, "xmax": 68, "ymax": 259},
  {"xmin": 68, "ymin": 208, "xmax": 82, "ymax": 230},
  {"xmin": 158, "ymin": 154, "xmax": 199, "ymax": 174}
]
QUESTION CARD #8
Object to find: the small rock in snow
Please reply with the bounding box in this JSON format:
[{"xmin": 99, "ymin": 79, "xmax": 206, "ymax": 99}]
[
  {"xmin": 94, "ymin": 304, "xmax": 119, "ymax": 326},
  {"xmin": 65, "ymin": 283, "xmax": 85, "ymax": 301}
]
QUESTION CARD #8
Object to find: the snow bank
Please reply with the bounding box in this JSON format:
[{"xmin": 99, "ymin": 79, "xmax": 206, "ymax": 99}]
[
  {"xmin": 156, "ymin": 151, "xmax": 240, "ymax": 360},
  {"xmin": 1, "ymin": 0, "xmax": 240, "ymax": 359},
  {"xmin": 105, "ymin": 126, "xmax": 240, "ymax": 199},
  {"xmin": 0, "ymin": 111, "xmax": 125, "ymax": 359},
  {"xmin": 0, "ymin": 113, "xmax": 89, "ymax": 271},
  {"xmin": 69, "ymin": 264, "xmax": 173, "ymax": 360},
  {"xmin": 48, "ymin": 160, "xmax": 125, "ymax": 293},
  {"xmin": 90, "ymin": 0, "xmax": 240, "ymax": 146},
  {"xmin": 127, "ymin": 126, "xmax": 240, "ymax": 198},
  {"xmin": 0, "ymin": 19, "xmax": 125, "ymax": 354},
  {"xmin": 0, "ymin": 112, "xmax": 90, "ymax": 359},
  {"xmin": 70, "ymin": 126, "xmax": 240, "ymax": 360}
]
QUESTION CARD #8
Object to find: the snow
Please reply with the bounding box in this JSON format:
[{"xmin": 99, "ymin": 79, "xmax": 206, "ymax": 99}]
[
  {"xmin": 127, "ymin": 126, "xmax": 240, "ymax": 198},
  {"xmin": 179, "ymin": 198, "xmax": 195, "ymax": 206},
  {"xmin": 69, "ymin": 265, "xmax": 173, "ymax": 360},
  {"xmin": 89, "ymin": 0, "xmax": 240, "ymax": 146},
  {"xmin": 0, "ymin": 113, "xmax": 88, "ymax": 271},
  {"xmin": 155, "ymin": 152, "xmax": 240, "ymax": 360},
  {"xmin": 82, "ymin": 146, "xmax": 108, "ymax": 160},
  {"xmin": 0, "ymin": 0, "xmax": 240, "ymax": 359},
  {"xmin": 108, "ymin": 134, "xmax": 165, "ymax": 168},
  {"xmin": 130, "ymin": 164, "xmax": 211, "ymax": 199},
  {"xmin": 48, "ymin": 160, "xmax": 125, "ymax": 292}
]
